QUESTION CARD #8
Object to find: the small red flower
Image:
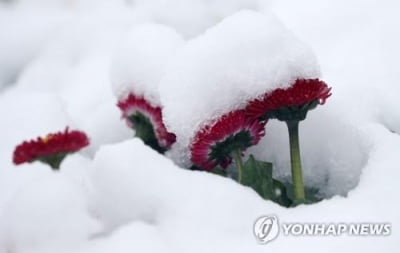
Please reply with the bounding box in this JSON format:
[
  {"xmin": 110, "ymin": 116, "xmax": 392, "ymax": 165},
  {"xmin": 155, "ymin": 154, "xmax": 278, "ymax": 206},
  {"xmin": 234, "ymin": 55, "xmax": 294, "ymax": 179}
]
[
  {"xmin": 190, "ymin": 109, "xmax": 266, "ymax": 170},
  {"xmin": 13, "ymin": 127, "xmax": 89, "ymax": 169},
  {"xmin": 117, "ymin": 93, "xmax": 176, "ymax": 152},
  {"xmin": 247, "ymin": 79, "xmax": 332, "ymax": 120}
]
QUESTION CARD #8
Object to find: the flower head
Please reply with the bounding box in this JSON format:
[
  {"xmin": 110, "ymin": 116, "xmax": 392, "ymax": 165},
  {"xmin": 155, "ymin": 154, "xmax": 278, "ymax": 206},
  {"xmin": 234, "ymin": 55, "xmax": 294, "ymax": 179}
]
[
  {"xmin": 190, "ymin": 109, "xmax": 266, "ymax": 170},
  {"xmin": 117, "ymin": 93, "xmax": 176, "ymax": 152},
  {"xmin": 13, "ymin": 127, "xmax": 89, "ymax": 169},
  {"xmin": 247, "ymin": 79, "xmax": 331, "ymax": 121}
]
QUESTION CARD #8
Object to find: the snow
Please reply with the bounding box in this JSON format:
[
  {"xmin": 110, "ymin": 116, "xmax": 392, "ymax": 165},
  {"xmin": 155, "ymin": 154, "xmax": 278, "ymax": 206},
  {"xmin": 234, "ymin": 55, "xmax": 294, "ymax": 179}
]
[
  {"xmin": 160, "ymin": 10, "xmax": 320, "ymax": 166},
  {"xmin": 0, "ymin": 0, "xmax": 399, "ymax": 252},
  {"xmin": 0, "ymin": 7, "xmax": 68, "ymax": 89},
  {"xmin": 76, "ymin": 139, "xmax": 274, "ymax": 252},
  {"xmin": 0, "ymin": 164, "xmax": 100, "ymax": 253},
  {"xmin": 129, "ymin": 0, "xmax": 260, "ymax": 38},
  {"xmin": 111, "ymin": 24, "xmax": 184, "ymax": 105}
]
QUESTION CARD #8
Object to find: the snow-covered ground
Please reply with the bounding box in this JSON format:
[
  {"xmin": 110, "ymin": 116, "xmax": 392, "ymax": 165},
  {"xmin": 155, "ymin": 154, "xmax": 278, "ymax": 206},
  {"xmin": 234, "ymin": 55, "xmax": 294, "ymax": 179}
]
[{"xmin": 0, "ymin": 0, "xmax": 399, "ymax": 252}]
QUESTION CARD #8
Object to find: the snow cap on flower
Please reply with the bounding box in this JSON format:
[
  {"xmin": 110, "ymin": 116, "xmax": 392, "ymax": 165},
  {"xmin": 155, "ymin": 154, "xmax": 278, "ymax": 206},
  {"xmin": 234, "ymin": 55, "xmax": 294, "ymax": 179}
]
[
  {"xmin": 160, "ymin": 10, "xmax": 320, "ymax": 166},
  {"xmin": 117, "ymin": 93, "xmax": 176, "ymax": 151},
  {"xmin": 111, "ymin": 23, "xmax": 184, "ymax": 105},
  {"xmin": 191, "ymin": 110, "xmax": 266, "ymax": 170},
  {"xmin": 13, "ymin": 127, "xmax": 89, "ymax": 168}
]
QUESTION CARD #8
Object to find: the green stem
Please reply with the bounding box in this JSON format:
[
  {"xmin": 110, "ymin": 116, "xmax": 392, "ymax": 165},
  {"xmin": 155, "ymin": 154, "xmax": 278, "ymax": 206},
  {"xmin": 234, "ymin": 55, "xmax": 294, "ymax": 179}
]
[
  {"xmin": 232, "ymin": 149, "xmax": 245, "ymax": 183},
  {"xmin": 286, "ymin": 120, "xmax": 305, "ymax": 203}
]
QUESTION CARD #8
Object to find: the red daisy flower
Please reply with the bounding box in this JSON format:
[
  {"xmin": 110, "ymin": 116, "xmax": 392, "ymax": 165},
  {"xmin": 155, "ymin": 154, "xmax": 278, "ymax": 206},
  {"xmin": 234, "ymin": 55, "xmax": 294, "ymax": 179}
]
[
  {"xmin": 247, "ymin": 79, "xmax": 332, "ymax": 121},
  {"xmin": 13, "ymin": 127, "xmax": 89, "ymax": 169},
  {"xmin": 117, "ymin": 93, "xmax": 176, "ymax": 153},
  {"xmin": 190, "ymin": 109, "xmax": 266, "ymax": 171}
]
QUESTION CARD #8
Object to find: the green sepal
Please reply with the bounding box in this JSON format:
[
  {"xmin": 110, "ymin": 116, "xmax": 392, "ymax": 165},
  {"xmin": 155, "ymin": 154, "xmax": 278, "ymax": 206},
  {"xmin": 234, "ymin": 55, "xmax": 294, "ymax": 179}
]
[
  {"xmin": 36, "ymin": 152, "xmax": 68, "ymax": 170},
  {"xmin": 261, "ymin": 99, "xmax": 320, "ymax": 122},
  {"xmin": 209, "ymin": 131, "xmax": 252, "ymax": 165},
  {"xmin": 128, "ymin": 112, "xmax": 166, "ymax": 154}
]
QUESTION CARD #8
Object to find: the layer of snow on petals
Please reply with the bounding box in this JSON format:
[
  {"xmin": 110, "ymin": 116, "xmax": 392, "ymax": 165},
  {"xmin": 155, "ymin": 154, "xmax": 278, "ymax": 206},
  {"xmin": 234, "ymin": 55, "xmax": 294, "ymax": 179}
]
[
  {"xmin": 111, "ymin": 23, "xmax": 184, "ymax": 106},
  {"xmin": 160, "ymin": 10, "xmax": 320, "ymax": 165}
]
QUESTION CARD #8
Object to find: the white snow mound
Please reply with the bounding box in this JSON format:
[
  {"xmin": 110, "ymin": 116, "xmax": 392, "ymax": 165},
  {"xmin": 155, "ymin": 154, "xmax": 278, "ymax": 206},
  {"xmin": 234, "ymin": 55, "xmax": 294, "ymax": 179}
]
[{"xmin": 111, "ymin": 24, "xmax": 184, "ymax": 106}]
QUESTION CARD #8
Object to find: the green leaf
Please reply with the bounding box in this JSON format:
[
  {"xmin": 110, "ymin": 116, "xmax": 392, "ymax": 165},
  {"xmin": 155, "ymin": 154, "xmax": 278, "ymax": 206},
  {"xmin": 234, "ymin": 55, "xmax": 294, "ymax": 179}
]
[
  {"xmin": 272, "ymin": 179, "xmax": 293, "ymax": 207},
  {"xmin": 241, "ymin": 155, "xmax": 272, "ymax": 196},
  {"xmin": 283, "ymin": 181, "xmax": 322, "ymax": 206},
  {"xmin": 241, "ymin": 155, "xmax": 292, "ymax": 207}
]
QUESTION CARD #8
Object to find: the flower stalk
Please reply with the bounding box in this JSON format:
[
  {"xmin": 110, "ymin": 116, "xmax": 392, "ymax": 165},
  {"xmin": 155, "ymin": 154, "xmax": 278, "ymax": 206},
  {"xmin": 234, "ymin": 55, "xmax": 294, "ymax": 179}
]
[
  {"xmin": 232, "ymin": 149, "xmax": 244, "ymax": 183},
  {"xmin": 286, "ymin": 120, "xmax": 305, "ymax": 203}
]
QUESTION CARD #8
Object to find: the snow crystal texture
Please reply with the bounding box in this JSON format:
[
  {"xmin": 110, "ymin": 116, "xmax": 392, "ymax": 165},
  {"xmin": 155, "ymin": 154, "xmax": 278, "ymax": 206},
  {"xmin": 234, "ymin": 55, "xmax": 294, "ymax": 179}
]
[
  {"xmin": 111, "ymin": 24, "xmax": 184, "ymax": 105},
  {"xmin": 160, "ymin": 10, "xmax": 320, "ymax": 166}
]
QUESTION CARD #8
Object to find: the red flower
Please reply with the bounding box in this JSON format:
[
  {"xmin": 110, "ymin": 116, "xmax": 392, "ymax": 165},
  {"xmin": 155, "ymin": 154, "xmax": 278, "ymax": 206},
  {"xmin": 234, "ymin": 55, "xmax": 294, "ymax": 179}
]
[
  {"xmin": 190, "ymin": 109, "xmax": 266, "ymax": 170},
  {"xmin": 13, "ymin": 127, "xmax": 89, "ymax": 169},
  {"xmin": 117, "ymin": 93, "xmax": 176, "ymax": 152},
  {"xmin": 247, "ymin": 79, "xmax": 332, "ymax": 120}
]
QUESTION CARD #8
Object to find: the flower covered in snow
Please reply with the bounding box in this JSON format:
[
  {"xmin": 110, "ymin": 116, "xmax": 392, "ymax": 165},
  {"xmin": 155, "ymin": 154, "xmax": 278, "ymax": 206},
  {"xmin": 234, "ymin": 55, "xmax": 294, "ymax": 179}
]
[
  {"xmin": 13, "ymin": 127, "xmax": 89, "ymax": 170},
  {"xmin": 117, "ymin": 93, "xmax": 176, "ymax": 153},
  {"xmin": 159, "ymin": 11, "xmax": 322, "ymax": 168},
  {"xmin": 247, "ymin": 79, "xmax": 332, "ymax": 121},
  {"xmin": 190, "ymin": 109, "xmax": 266, "ymax": 171},
  {"xmin": 247, "ymin": 78, "xmax": 331, "ymax": 203}
]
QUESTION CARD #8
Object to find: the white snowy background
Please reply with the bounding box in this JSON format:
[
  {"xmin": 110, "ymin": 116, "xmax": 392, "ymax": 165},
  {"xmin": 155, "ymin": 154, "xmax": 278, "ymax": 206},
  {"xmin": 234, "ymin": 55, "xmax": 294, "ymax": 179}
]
[{"xmin": 0, "ymin": 0, "xmax": 399, "ymax": 252}]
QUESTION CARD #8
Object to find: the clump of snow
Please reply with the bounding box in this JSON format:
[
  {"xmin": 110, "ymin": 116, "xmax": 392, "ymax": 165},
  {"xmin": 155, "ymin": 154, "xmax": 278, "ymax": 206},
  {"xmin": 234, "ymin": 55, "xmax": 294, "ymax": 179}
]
[
  {"xmin": 48, "ymin": 136, "xmax": 400, "ymax": 252},
  {"xmin": 79, "ymin": 101, "xmax": 132, "ymax": 156},
  {"xmin": 0, "ymin": 164, "xmax": 100, "ymax": 252},
  {"xmin": 111, "ymin": 23, "xmax": 184, "ymax": 106},
  {"xmin": 160, "ymin": 10, "xmax": 320, "ymax": 166},
  {"xmin": 130, "ymin": 0, "xmax": 261, "ymax": 38},
  {"xmin": 0, "ymin": 7, "xmax": 68, "ymax": 89},
  {"xmin": 70, "ymin": 221, "xmax": 170, "ymax": 253},
  {"xmin": 90, "ymin": 139, "xmax": 182, "ymax": 230},
  {"xmin": 87, "ymin": 139, "xmax": 274, "ymax": 246}
]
